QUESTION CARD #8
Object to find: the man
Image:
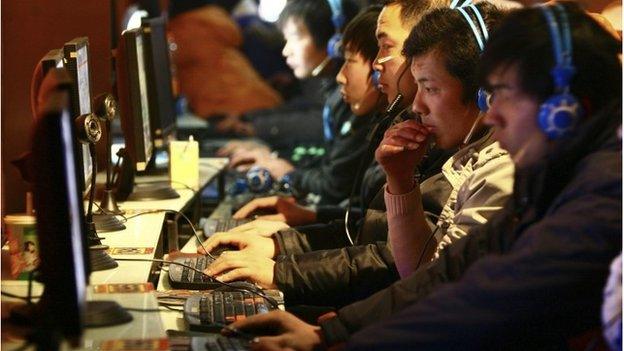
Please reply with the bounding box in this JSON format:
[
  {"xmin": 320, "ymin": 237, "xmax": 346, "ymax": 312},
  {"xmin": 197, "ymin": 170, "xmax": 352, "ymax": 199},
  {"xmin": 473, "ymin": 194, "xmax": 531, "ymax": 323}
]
[
  {"xmin": 226, "ymin": 3, "xmax": 622, "ymax": 349},
  {"xmin": 201, "ymin": 1, "xmax": 514, "ymax": 311},
  {"xmin": 199, "ymin": 1, "xmax": 452, "ymax": 308},
  {"xmin": 226, "ymin": 0, "xmax": 366, "ymax": 206}
]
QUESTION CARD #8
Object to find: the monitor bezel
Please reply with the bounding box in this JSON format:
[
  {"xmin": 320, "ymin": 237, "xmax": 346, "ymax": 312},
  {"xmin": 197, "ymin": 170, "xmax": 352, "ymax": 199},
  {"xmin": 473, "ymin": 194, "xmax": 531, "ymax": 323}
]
[
  {"xmin": 141, "ymin": 16, "xmax": 177, "ymax": 147},
  {"xmin": 117, "ymin": 28, "xmax": 154, "ymax": 172},
  {"xmin": 32, "ymin": 85, "xmax": 89, "ymax": 345},
  {"xmin": 62, "ymin": 37, "xmax": 94, "ymax": 198}
]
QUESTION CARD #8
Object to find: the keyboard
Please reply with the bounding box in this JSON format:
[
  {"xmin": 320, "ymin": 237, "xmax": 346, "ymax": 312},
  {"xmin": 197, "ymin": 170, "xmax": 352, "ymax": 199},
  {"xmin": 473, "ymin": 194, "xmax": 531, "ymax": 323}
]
[
  {"xmin": 184, "ymin": 289, "xmax": 284, "ymax": 332},
  {"xmin": 169, "ymin": 256, "xmax": 222, "ymax": 290},
  {"xmin": 203, "ymin": 218, "xmax": 251, "ymax": 238},
  {"xmin": 187, "ymin": 334, "xmax": 249, "ymax": 351}
]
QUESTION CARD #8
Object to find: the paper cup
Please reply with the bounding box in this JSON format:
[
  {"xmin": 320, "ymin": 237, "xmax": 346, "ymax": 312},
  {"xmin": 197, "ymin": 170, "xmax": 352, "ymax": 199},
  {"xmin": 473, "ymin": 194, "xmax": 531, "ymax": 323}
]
[{"xmin": 4, "ymin": 214, "xmax": 38, "ymax": 279}]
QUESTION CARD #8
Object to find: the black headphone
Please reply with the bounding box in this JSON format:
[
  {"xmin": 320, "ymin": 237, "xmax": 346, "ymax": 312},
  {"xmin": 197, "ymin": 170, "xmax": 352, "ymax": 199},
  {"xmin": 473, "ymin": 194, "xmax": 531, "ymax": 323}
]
[
  {"xmin": 537, "ymin": 3, "xmax": 583, "ymax": 140},
  {"xmin": 326, "ymin": 0, "xmax": 345, "ymax": 59}
]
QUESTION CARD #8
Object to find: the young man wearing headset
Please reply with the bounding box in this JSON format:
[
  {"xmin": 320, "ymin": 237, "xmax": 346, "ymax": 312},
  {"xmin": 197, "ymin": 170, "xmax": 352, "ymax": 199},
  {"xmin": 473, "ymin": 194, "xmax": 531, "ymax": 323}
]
[
  {"xmin": 224, "ymin": 2, "xmax": 622, "ymax": 350},
  {"xmin": 198, "ymin": 0, "xmax": 459, "ymax": 306},
  {"xmin": 199, "ymin": 2, "xmax": 516, "ymax": 312}
]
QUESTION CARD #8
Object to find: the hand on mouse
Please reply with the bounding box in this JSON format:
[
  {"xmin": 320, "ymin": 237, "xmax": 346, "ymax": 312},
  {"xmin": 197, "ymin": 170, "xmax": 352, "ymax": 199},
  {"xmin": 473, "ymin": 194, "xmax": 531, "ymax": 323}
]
[{"xmin": 205, "ymin": 251, "xmax": 277, "ymax": 289}]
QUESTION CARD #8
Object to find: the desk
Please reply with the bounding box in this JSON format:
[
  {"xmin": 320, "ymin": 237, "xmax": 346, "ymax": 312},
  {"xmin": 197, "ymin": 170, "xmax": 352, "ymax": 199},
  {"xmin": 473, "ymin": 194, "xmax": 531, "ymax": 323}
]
[{"xmin": 1, "ymin": 157, "xmax": 227, "ymax": 349}]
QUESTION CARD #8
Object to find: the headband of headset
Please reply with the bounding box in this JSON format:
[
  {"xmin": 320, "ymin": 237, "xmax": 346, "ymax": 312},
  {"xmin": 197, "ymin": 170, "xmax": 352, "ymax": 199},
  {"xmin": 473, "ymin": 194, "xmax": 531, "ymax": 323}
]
[{"xmin": 539, "ymin": 3, "xmax": 575, "ymax": 92}]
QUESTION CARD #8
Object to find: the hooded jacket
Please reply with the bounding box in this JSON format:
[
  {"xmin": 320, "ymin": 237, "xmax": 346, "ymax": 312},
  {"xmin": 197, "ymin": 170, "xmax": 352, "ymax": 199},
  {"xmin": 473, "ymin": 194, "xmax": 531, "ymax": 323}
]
[{"xmin": 319, "ymin": 102, "xmax": 622, "ymax": 350}]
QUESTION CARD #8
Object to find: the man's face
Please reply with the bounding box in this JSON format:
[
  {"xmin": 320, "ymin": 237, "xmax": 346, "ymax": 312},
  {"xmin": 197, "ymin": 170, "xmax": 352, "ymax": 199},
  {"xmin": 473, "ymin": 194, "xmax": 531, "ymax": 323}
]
[
  {"xmin": 484, "ymin": 64, "xmax": 546, "ymax": 167},
  {"xmin": 410, "ymin": 50, "xmax": 479, "ymax": 149},
  {"xmin": 373, "ymin": 4, "xmax": 417, "ymax": 104},
  {"xmin": 336, "ymin": 49, "xmax": 380, "ymax": 116},
  {"xmin": 281, "ymin": 18, "xmax": 327, "ymax": 79}
]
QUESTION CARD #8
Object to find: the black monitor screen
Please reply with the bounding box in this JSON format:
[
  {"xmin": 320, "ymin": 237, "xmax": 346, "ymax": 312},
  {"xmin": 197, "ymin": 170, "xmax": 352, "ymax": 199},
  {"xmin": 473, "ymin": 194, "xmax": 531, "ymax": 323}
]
[
  {"xmin": 142, "ymin": 16, "xmax": 176, "ymax": 146},
  {"xmin": 63, "ymin": 37, "xmax": 94, "ymax": 196},
  {"xmin": 32, "ymin": 79, "xmax": 88, "ymax": 344},
  {"xmin": 117, "ymin": 28, "xmax": 153, "ymax": 171},
  {"xmin": 135, "ymin": 34, "xmax": 152, "ymax": 161}
]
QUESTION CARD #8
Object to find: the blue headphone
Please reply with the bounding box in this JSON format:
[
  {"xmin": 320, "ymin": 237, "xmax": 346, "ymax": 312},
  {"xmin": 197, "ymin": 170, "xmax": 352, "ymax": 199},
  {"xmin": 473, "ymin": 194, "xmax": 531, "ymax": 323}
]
[
  {"xmin": 326, "ymin": 0, "xmax": 345, "ymax": 59},
  {"xmin": 454, "ymin": 3, "xmax": 491, "ymax": 112},
  {"xmin": 372, "ymin": 70, "xmax": 381, "ymax": 90},
  {"xmin": 537, "ymin": 4, "xmax": 583, "ymax": 140}
]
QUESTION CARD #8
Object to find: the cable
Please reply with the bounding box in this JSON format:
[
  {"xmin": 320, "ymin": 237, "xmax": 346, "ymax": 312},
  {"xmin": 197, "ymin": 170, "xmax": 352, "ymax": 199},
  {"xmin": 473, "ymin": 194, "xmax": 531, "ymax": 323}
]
[
  {"xmin": 1, "ymin": 291, "xmax": 42, "ymax": 301},
  {"xmin": 113, "ymin": 257, "xmax": 279, "ymax": 309},
  {"xmin": 92, "ymin": 201, "xmax": 129, "ymax": 222},
  {"xmin": 344, "ymin": 93, "xmax": 405, "ymax": 246},
  {"xmin": 120, "ymin": 208, "xmax": 212, "ymax": 259},
  {"xmin": 415, "ymin": 225, "xmax": 441, "ymax": 271},
  {"xmin": 137, "ymin": 180, "xmax": 197, "ymax": 194},
  {"xmin": 123, "ymin": 307, "xmax": 163, "ymax": 313}
]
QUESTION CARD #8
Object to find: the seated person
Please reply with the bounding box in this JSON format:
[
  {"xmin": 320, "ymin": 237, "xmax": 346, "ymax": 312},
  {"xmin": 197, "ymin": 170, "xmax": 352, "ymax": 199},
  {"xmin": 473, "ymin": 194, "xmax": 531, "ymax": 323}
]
[
  {"xmin": 226, "ymin": 0, "xmax": 374, "ymax": 206},
  {"xmin": 199, "ymin": 2, "xmax": 514, "ymax": 309},
  {"xmin": 225, "ymin": 3, "xmax": 622, "ymax": 349},
  {"xmin": 168, "ymin": 0, "xmax": 283, "ymax": 118},
  {"xmin": 230, "ymin": 0, "xmax": 456, "ymax": 249}
]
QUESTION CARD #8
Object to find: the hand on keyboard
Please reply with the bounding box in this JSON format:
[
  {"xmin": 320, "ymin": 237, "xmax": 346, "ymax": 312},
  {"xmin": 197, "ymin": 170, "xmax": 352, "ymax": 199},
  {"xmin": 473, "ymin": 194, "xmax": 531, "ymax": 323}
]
[
  {"xmin": 233, "ymin": 196, "xmax": 318, "ymax": 226},
  {"xmin": 198, "ymin": 232, "xmax": 278, "ymax": 258},
  {"xmin": 204, "ymin": 251, "xmax": 277, "ymax": 289},
  {"xmin": 225, "ymin": 310, "xmax": 322, "ymax": 351},
  {"xmin": 224, "ymin": 219, "xmax": 289, "ymax": 238}
]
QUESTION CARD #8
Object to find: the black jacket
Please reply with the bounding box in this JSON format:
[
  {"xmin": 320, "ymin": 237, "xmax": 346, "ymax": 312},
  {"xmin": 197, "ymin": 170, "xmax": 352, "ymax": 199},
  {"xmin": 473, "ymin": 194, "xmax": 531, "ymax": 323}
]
[
  {"xmin": 273, "ymin": 144, "xmax": 455, "ymax": 307},
  {"xmin": 250, "ymin": 71, "xmax": 334, "ymax": 153},
  {"xmin": 319, "ymin": 102, "xmax": 622, "ymax": 350},
  {"xmin": 287, "ymin": 88, "xmax": 371, "ymax": 205}
]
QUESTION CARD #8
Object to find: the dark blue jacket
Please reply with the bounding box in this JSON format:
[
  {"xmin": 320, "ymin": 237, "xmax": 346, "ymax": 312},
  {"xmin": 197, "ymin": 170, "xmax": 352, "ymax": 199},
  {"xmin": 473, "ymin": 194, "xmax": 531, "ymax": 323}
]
[{"xmin": 320, "ymin": 102, "xmax": 622, "ymax": 350}]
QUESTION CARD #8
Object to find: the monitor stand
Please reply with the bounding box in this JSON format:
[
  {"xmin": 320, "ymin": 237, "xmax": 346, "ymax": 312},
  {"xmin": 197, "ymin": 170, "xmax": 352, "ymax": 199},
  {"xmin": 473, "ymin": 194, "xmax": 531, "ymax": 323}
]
[
  {"xmin": 127, "ymin": 183, "xmax": 180, "ymax": 201},
  {"xmin": 88, "ymin": 223, "xmax": 118, "ymax": 271},
  {"xmin": 92, "ymin": 214, "xmax": 126, "ymax": 232},
  {"xmin": 9, "ymin": 293, "xmax": 133, "ymax": 347},
  {"xmin": 114, "ymin": 148, "xmax": 180, "ymax": 202}
]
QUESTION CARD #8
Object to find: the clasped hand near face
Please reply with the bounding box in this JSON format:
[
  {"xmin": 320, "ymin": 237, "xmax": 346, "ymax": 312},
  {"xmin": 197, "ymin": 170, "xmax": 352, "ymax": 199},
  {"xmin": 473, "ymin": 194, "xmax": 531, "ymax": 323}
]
[
  {"xmin": 225, "ymin": 310, "xmax": 322, "ymax": 351},
  {"xmin": 233, "ymin": 196, "xmax": 317, "ymax": 226},
  {"xmin": 375, "ymin": 120, "xmax": 432, "ymax": 194}
]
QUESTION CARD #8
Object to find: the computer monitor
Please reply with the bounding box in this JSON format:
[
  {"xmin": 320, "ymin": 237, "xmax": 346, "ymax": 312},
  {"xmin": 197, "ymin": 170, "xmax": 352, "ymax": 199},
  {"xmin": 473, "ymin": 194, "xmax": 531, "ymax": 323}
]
[
  {"xmin": 141, "ymin": 16, "xmax": 176, "ymax": 148},
  {"xmin": 29, "ymin": 69, "xmax": 132, "ymax": 348},
  {"xmin": 117, "ymin": 28, "xmax": 153, "ymax": 172},
  {"xmin": 31, "ymin": 79, "xmax": 89, "ymax": 346},
  {"xmin": 41, "ymin": 49, "xmax": 64, "ymax": 72},
  {"xmin": 62, "ymin": 37, "xmax": 94, "ymax": 197}
]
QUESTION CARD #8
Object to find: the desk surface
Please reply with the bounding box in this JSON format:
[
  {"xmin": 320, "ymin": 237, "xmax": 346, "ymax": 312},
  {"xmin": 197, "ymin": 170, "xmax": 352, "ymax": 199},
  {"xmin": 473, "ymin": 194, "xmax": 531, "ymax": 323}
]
[{"xmin": 1, "ymin": 157, "xmax": 228, "ymax": 349}]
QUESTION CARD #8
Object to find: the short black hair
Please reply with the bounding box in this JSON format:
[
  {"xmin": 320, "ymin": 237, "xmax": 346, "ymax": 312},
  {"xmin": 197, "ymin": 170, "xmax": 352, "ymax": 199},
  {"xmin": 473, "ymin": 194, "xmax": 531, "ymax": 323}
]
[
  {"xmin": 403, "ymin": 2, "xmax": 504, "ymax": 103},
  {"xmin": 278, "ymin": 0, "xmax": 361, "ymax": 50},
  {"xmin": 343, "ymin": 5, "xmax": 382, "ymax": 64},
  {"xmin": 478, "ymin": 1, "xmax": 621, "ymax": 112},
  {"xmin": 381, "ymin": 0, "xmax": 449, "ymax": 28}
]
